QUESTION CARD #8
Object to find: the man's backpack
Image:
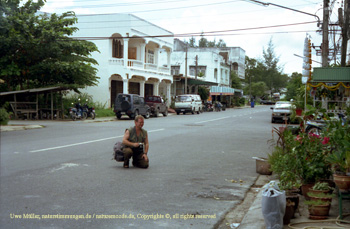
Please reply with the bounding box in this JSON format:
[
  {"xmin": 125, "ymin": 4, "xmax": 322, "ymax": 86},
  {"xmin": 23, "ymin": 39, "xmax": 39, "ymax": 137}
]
[{"xmin": 113, "ymin": 141, "xmax": 124, "ymax": 162}]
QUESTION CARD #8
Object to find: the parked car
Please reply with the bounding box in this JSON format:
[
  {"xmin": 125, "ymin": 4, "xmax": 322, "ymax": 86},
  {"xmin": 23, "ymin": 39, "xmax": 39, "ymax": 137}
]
[
  {"xmin": 145, "ymin": 95, "xmax": 168, "ymax": 117},
  {"xmin": 174, "ymin": 94, "xmax": 202, "ymax": 115},
  {"xmin": 270, "ymin": 101, "xmax": 293, "ymax": 123},
  {"xmin": 114, "ymin": 94, "xmax": 151, "ymax": 120},
  {"xmin": 260, "ymin": 100, "xmax": 276, "ymax": 105}
]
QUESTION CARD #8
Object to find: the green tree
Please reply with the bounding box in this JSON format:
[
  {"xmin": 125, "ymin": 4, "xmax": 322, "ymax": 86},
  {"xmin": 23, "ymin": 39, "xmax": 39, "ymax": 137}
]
[
  {"xmin": 243, "ymin": 81, "xmax": 268, "ymax": 98},
  {"xmin": 198, "ymin": 86, "xmax": 209, "ymax": 101},
  {"xmin": 188, "ymin": 36, "xmax": 196, "ymax": 48},
  {"xmin": 285, "ymin": 72, "xmax": 302, "ymax": 101},
  {"xmin": 0, "ymin": 0, "xmax": 99, "ymax": 92},
  {"xmin": 231, "ymin": 71, "xmax": 242, "ymax": 89},
  {"xmin": 262, "ymin": 38, "xmax": 287, "ymax": 95}
]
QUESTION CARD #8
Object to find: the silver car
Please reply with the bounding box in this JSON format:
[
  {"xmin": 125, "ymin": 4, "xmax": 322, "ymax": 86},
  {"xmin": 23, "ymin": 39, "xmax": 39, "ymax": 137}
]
[{"xmin": 271, "ymin": 101, "xmax": 293, "ymax": 123}]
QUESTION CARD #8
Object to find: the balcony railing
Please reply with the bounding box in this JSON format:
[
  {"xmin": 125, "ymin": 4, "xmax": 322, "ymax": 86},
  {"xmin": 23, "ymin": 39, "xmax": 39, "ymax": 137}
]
[{"xmin": 109, "ymin": 58, "xmax": 170, "ymax": 75}]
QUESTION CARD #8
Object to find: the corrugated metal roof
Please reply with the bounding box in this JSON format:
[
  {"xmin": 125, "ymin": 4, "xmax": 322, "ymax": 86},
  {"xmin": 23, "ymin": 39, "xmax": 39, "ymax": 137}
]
[
  {"xmin": 0, "ymin": 86, "xmax": 67, "ymax": 96},
  {"xmin": 312, "ymin": 67, "xmax": 350, "ymax": 82}
]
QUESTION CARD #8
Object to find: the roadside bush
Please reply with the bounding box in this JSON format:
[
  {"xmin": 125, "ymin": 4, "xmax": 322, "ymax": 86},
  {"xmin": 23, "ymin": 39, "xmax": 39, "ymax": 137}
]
[
  {"xmin": 0, "ymin": 108, "xmax": 10, "ymax": 125},
  {"xmin": 95, "ymin": 109, "xmax": 115, "ymax": 117}
]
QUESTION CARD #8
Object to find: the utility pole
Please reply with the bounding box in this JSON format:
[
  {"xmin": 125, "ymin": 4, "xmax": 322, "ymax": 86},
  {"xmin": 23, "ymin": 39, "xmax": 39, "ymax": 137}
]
[
  {"xmin": 322, "ymin": 0, "xmax": 330, "ymax": 67},
  {"xmin": 185, "ymin": 45, "xmax": 188, "ymax": 94},
  {"xmin": 340, "ymin": 0, "xmax": 350, "ymax": 66},
  {"xmin": 195, "ymin": 55, "xmax": 198, "ymax": 94}
]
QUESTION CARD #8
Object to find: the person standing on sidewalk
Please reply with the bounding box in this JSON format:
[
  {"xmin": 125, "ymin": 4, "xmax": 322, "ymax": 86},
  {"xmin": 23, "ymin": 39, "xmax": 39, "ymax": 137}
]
[{"xmin": 122, "ymin": 115, "xmax": 149, "ymax": 168}]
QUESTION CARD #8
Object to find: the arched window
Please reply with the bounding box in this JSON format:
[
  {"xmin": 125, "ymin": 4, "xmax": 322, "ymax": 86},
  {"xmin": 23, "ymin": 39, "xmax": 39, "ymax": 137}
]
[{"xmin": 112, "ymin": 39, "xmax": 123, "ymax": 58}]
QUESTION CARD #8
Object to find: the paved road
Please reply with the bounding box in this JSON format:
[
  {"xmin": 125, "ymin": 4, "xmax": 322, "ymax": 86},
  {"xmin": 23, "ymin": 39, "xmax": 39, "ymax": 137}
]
[{"xmin": 0, "ymin": 106, "xmax": 278, "ymax": 229}]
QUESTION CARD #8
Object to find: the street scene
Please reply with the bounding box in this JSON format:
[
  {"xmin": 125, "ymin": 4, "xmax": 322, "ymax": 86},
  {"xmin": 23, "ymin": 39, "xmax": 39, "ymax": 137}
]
[
  {"xmin": 1, "ymin": 106, "xmax": 274, "ymax": 229},
  {"xmin": 1, "ymin": 0, "xmax": 350, "ymax": 228}
]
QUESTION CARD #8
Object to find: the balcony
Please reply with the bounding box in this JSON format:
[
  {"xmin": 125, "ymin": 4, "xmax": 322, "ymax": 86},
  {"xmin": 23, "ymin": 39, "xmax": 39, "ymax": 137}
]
[{"xmin": 109, "ymin": 58, "xmax": 170, "ymax": 75}]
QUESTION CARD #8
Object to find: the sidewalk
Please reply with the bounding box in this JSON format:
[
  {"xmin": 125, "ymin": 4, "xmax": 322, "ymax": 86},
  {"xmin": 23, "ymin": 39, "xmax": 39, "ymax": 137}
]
[
  {"xmin": 219, "ymin": 175, "xmax": 350, "ymax": 229},
  {"xmin": 0, "ymin": 116, "xmax": 117, "ymax": 132}
]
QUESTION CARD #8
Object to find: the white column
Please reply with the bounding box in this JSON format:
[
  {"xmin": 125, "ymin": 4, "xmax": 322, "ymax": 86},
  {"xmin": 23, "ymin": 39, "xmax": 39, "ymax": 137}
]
[
  {"xmin": 140, "ymin": 43, "xmax": 146, "ymax": 65},
  {"xmin": 167, "ymin": 51, "xmax": 171, "ymax": 72},
  {"xmin": 155, "ymin": 48, "xmax": 160, "ymax": 68},
  {"xmin": 123, "ymin": 38, "xmax": 129, "ymax": 68},
  {"xmin": 123, "ymin": 78, "xmax": 128, "ymax": 94},
  {"xmin": 153, "ymin": 82, "xmax": 159, "ymax": 96},
  {"xmin": 140, "ymin": 81, "xmax": 145, "ymax": 97},
  {"xmin": 166, "ymin": 83, "xmax": 171, "ymax": 106}
]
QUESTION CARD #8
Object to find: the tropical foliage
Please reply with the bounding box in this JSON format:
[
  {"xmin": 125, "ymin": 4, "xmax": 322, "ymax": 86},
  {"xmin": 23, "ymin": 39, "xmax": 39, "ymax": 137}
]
[{"xmin": 0, "ymin": 0, "xmax": 99, "ymax": 92}]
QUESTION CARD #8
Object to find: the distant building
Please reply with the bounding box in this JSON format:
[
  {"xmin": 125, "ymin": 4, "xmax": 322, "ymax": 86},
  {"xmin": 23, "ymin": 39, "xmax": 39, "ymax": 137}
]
[
  {"xmin": 170, "ymin": 39, "xmax": 245, "ymax": 105},
  {"xmin": 73, "ymin": 13, "xmax": 173, "ymax": 107}
]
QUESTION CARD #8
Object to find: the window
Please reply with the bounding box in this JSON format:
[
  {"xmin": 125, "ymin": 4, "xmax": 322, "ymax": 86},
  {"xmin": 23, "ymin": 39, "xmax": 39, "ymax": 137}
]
[
  {"xmin": 147, "ymin": 50, "xmax": 154, "ymax": 64},
  {"xmin": 112, "ymin": 39, "xmax": 123, "ymax": 58},
  {"xmin": 189, "ymin": 66, "xmax": 206, "ymax": 77},
  {"xmin": 171, "ymin": 66, "xmax": 180, "ymax": 75}
]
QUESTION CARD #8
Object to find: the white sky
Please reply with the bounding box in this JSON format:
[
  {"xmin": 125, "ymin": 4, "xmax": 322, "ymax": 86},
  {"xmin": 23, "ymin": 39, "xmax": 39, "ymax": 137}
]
[{"xmin": 39, "ymin": 0, "xmax": 344, "ymax": 75}]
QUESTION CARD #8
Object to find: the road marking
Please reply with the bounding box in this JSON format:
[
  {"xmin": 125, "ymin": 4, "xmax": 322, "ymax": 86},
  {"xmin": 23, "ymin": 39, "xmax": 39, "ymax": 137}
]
[
  {"xmin": 195, "ymin": 116, "xmax": 230, "ymax": 124},
  {"xmin": 29, "ymin": 128, "xmax": 165, "ymax": 153}
]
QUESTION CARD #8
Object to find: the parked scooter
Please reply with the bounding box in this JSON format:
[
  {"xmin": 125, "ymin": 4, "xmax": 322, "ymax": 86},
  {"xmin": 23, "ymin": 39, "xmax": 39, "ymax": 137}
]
[
  {"xmin": 305, "ymin": 112, "xmax": 348, "ymax": 135},
  {"xmin": 83, "ymin": 101, "xmax": 95, "ymax": 119},
  {"xmin": 203, "ymin": 102, "xmax": 214, "ymax": 112},
  {"xmin": 69, "ymin": 101, "xmax": 87, "ymax": 121}
]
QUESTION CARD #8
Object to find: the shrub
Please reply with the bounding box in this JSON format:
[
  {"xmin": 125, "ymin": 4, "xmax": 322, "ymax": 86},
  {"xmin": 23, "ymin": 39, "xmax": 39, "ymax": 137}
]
[{"xmin": 0, "ymin": 108, "xmax": 10, "ymax": 125}]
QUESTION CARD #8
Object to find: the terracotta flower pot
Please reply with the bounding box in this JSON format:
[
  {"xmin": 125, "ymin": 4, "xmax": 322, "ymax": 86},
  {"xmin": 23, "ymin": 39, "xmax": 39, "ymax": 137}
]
[
  {"xmin": 296, "ymin": 108, "xmax": 302, "ymax": 116},
  {"xmin": 308, "ymin": 204, "xmax": 331, "ymax": 217},
  {"xmin": 301, "ymin": 183, "xmax": 314, "ymax": 200},
  {"xmin": 333, "ymin": 174, "xmax": 350, "ymax": 192}
]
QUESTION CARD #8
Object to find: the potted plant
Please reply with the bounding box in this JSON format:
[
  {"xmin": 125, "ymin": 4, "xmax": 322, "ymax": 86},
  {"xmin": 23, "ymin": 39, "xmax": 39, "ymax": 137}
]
[
  {"xmin": 308, "ymin": 182, "xmax": 334, "ymax": 195},
  {"xmin": 325, "ymin": 120, "xmax": 350, "ymax": 191},
  {"xmin": 304, "ymin": 199, "xmax": 331, "ymax": 219},
  {"xmin": 292, "ymin": 131, "xmax": 332, "ymax": 199}
]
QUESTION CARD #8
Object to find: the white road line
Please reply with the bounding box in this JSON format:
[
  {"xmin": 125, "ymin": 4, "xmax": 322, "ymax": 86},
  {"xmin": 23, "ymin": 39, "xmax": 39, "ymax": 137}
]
[
  {"xmin": 195, "ymin": 116, "xmax": 231, "ymax": 124},
  {"xmin": 29, "ymin": 128, "xmax": 165, "ymax": 153}
]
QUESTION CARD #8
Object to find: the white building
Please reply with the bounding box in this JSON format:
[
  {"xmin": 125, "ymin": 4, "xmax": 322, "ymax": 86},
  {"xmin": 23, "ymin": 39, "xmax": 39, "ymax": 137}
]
[
  {"xmin": 73, "ymin": 14, "xmax": 173, "ymax": 107},
  {"xmin": 171, "ymin": 39, "xmax": 245, "ymax": 100}
]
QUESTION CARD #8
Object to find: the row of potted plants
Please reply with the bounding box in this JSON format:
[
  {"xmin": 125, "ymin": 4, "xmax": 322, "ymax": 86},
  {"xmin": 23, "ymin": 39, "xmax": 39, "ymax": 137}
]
[{"xmin": 268, "ymin": 113, "xmax": 350, "ymax": 220}]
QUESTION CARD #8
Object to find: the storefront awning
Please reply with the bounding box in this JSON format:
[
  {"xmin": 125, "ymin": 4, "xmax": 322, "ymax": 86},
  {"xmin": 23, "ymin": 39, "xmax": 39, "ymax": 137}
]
[
  {"xmin": 187, "ymin": 78, "xmax": 218, "ymax": 86},
  {"xmin": 309, "ymin": 67, "xmax": 350, "ymax": 90},
  {"xmin": 312, "ymin": 67, "xmax": 350, "ymax": 83}
]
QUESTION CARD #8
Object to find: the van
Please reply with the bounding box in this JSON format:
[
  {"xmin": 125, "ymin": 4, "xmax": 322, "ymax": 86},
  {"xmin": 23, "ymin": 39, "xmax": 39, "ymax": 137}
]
[{"xmin": 174, "ymin": 94, "xmax": 202, "ymax": 115}]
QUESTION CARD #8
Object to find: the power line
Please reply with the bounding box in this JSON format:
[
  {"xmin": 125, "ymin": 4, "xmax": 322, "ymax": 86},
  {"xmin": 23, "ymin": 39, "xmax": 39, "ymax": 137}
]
[{"xmin": 71, "ymin": 21, "xmax": 319, "ymax": 40}]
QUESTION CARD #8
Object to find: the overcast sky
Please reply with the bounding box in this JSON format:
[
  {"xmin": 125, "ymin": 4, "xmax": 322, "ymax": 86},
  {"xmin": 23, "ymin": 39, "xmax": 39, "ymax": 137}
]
[{"xmin": 40, "ymin": 0, "xmax": 344, "ymax": 75}]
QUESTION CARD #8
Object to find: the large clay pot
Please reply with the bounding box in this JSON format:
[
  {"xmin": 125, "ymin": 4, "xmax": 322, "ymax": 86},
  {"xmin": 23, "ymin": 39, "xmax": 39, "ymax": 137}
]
[
  {"xmin": 333, "ymin": 174, "xmax": 350, "ymax": 191},
  {"xmin": 301, "ymin": 183, "xmax": 314, "ymax": 200},
  {"xmin": 283, "ymin": 204, "xmax": 295, "ymax": 225},
  {"xmin": 308, "ymin": 204, "xmax": 331, "ymax": 217}
]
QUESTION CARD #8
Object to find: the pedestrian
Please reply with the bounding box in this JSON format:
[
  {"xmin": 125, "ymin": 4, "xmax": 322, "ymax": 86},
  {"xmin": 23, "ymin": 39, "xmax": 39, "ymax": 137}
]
[{"xmin": 122, "ymin": 115, "xmax": 149, "ymax": 168}]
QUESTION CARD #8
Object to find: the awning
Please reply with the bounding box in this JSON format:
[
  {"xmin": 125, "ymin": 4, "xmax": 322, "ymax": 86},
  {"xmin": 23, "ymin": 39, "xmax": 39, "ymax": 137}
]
[
  {"xmin": 187, "ymin": 78, "xmax": 218, "ymax": 86},
  {"xmin": 0, "ymin": 86, "xmax": 67, "ymax": 96},
  {"xmin": 309, "ymin": 67, "xmax": 350, "ymax": 90},
  {"xmin": 312, "ymin": 67, "xmax": 350, "ymax": 83},
  {"xmin": 210, "ymin": 86, "xmax": 235, "ymax": 95}
]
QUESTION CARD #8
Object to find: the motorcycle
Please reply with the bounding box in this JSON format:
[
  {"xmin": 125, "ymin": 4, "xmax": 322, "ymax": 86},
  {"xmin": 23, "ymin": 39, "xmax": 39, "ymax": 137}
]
[
  {"xmin": 69, "ymin": 102, "xmax": 87, "ymax": 121},
  {"xmin": 305, "ymin": 112, "xmax": 348, "ymax": 135},
  {"xmin": 203, "ymin": 102, "xmax": 214, "ymax": 112},
  {"xmin": 83, "ymin": 103, "xmax": 95, "ymax": 119}
]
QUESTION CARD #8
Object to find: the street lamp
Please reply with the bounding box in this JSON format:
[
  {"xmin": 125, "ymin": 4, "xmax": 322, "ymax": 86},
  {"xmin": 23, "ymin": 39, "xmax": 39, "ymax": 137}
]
[{"xmin": 244, "ymin": 0, "xmax": 321, "ymax": 25}]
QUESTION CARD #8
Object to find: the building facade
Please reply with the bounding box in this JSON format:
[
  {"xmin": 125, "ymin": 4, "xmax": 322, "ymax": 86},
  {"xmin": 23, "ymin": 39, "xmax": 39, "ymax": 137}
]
[
  {"xmin": 73, "ymin": 14, "xmax": 173, "ymax": 107},
  {"xmin": 171, "ymin": 39, "xmax": 245, "ymax": 103}
]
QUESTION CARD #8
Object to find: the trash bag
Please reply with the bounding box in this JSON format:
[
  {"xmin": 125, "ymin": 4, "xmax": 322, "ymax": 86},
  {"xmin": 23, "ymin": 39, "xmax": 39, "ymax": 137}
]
[{"xmin": 261, "ymin": 181, "xmax": 286, "ymax": 229}]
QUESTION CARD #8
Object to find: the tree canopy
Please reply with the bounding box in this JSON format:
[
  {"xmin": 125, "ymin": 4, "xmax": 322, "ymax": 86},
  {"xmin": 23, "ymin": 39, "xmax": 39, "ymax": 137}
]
[
  {"xmin": 245, "ymin": 38, "xmax": 288, "ymax": 99},
  {"xmin": 0, "ymin": 0, "xmax": 99, "ymax": 92},
  {"xmin": 186, "ymin": 34, "xmax": 226, "ymax": 48}
]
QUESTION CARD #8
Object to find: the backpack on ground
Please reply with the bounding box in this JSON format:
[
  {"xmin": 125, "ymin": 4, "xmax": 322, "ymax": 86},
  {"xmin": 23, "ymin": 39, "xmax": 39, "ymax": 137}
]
[{"xmin": 113, "ymin": 141, "xmax": 124, "ymax": 162}]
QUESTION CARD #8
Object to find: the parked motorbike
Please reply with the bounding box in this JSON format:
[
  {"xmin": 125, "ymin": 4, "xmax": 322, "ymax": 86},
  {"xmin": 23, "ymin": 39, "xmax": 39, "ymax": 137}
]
[
  {"xmin": 83, "ymin": 103, "xmax": 95, "ymax": 119},
  {"xmin": 203, "ymin": 102, "xmax": 214, "ymax": 112},
  {"xmin": 305, "ymin": 112, "xmax": 348, "ymax": 135},
  {"xmin": 69, "ymin": 102, "xmax": 87, "ymax": 121}
]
